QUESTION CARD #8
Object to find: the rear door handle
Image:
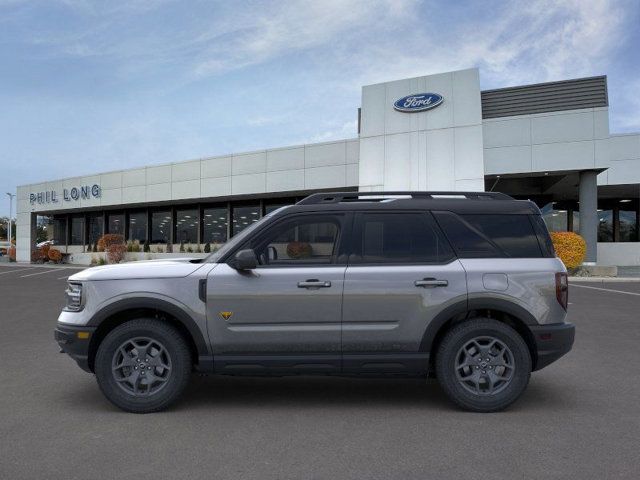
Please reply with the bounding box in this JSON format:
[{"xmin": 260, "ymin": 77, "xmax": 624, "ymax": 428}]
[
  {"xmin": 297, "ymin": 279, "xmax": 332, "ymax": 288},
  {"xmin": 415, "ymin": 278, "xmax": 448, "ymax": 288}
]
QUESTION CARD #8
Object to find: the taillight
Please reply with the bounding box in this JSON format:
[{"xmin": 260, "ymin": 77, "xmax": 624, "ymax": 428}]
[{"xmin": 555, "ymin": 272, "xmax": 568, "ymax": 310}]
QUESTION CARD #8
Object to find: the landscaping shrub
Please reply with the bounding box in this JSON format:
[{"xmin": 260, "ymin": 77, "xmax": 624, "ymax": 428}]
[
  {"xmin": 204, "ymin": 242, "xmax": 211, "ymax": 253},
  {"xmin": 143, "ymin": 242, "xmax": 150, "ymax": 253},
  {"xmin": 286, "ymin": 241, "xmax": 312, "ymax": 259},
  {"xmin": 166, "ymin": 243, "xmax": 173, "ymax": 253},
  {"xmin": 41, "ymin": 244, "xmax": 51, "ymax": 261},
  {"xmin": 106, "ymin": 244, "xmax": 127, "ymax": 264},
  {"xmin": 97, "ymin": 234, "xmax": 124, "ymax": 252},
  {"xmin": 550, "ymin": 231, "xmax": 586, "ymax": 270},
  {"xmin": 48, "ymin": 248, "xmax": 62, "ymax": 263}
]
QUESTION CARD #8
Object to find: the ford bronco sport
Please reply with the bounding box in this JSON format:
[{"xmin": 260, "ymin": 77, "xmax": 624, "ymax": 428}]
[{"xmin": 55, "ymin": 191, "xmax": 575, "ymax": 413}]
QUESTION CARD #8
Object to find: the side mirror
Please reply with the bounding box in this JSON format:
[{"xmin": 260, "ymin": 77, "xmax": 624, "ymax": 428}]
[{"xmin": 233, "ymin": 249, "xmax": 257, "ymax": 270}]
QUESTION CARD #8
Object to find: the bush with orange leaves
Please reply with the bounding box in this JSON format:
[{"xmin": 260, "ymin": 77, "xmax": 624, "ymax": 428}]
[
  {"xmin": 549, "ymin": 231, "xmax": 586, "ymax": 270},
  {"xmin": 106, "ymin": 243, "xmax": 127, "ymax": 264},
  {"xmin": 97, "ymin": 234, "xmax": 125, "ymax": 252},
  {"xmin": 48, "ymin": 248, "xmax": 62, "ymax": 263}
]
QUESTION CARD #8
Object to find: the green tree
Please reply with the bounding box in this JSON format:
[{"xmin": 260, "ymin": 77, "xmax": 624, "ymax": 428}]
[{"xmin": 0, "ymin": 217, "xmax": 16, "ymax": 241}]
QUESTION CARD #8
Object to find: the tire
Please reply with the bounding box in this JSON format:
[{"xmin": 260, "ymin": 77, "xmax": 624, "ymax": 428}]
[
  {"xmin": 435, "ymin": 318, "xmax": 531, "ymax": 412},
  {"xmin": 95, "ymin": 319, "xmax": 192, "ymax": 413}
]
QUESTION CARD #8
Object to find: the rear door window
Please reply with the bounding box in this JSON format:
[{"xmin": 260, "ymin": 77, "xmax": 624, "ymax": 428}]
[{"xmin": 350, "ymin": 212, "xmax": 454, "ymax": 264}]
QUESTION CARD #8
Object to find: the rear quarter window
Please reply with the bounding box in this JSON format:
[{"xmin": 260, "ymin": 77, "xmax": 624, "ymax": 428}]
[{"xmin": 433, "ymin": 212, "xmax": 545, "ymax": 258}]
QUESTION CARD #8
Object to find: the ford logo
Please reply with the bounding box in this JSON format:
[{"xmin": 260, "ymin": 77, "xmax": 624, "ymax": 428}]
[{"xmin": 393, "ymin": 93, "xmax": 443, "ymax": 112}]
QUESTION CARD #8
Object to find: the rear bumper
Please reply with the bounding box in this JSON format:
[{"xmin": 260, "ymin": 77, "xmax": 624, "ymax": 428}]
[
  {"xmin": 530, "ymin": 322, "xmax": 575, "ymax": 371},
  {"xmin": 54, "ymin": 324, "xmax": 96, "ymax": 373}
]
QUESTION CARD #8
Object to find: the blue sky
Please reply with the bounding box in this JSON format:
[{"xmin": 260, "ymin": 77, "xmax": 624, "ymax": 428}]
[{"xmin": 1, "ymin": 0, "xmax": 639, "ymax": 216}]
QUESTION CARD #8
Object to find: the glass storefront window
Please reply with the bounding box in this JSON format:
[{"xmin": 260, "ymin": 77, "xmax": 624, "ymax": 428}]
[
  {"xmin": 176, "ymin": 208, "xmax": 198, "ymax": 244},
  {"xmin": 36, "ymin": 216, "xmax": 54, "ymax": 244},
  {"xmin": 232, "ymin": 204, "xmax": 260, "ymax": 236},
  {"xmin": 540, "ymin": 203, "xmax": 568, "ymax": 232},
  {"xmin": 88, "ymin": 213, "xmax": 103, "ymax": 246},
  {"xmin": 597, "ymin": 209, "xmax": 613, "ymax": 242},
  {"xmin": 151, "ymin": 211, "xmax": 171, "ymax": 244},
  {"xmin": 203, "ymin": 207, "xmax": 228, "ymax": 245},
  {"xmin": 619, "ymin": 202, "xmax": 638, "ymax": 242},
  {"xmin": 264, "ymin": 200, "xmax": 295, "ymax": 215},
  {"xmin": 128, "ymin": 211, "xmax": 147, "ymax": 243},
  {"xmin": 53, "ymin": 217, "xmax": 67, "ymax": 245},
  {"xmin": 70, "ymin": 215, "xmax": 85, "ymax": 245},
  {"xmin": 108, "ymin": 213, "xmax": 125, "ymax": 236}
]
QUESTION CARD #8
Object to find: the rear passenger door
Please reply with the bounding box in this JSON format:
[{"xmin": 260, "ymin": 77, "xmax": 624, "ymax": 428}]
[{"xmin": 341, "ymin": 211, "xmax": 467, "ymax": 374}]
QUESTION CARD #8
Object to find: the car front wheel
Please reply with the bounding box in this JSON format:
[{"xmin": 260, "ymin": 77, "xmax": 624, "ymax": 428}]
[{"xmin": 95, "ymin": 319, "xmax": 192, "ymax": 413}]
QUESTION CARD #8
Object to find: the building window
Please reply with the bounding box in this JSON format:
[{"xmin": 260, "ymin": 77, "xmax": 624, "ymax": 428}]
[
  {"xmin": 202, "ymin": 207, "xmax": 228, "ymax": 245},
  {"xmin": 264, "ymin": 199, "xmax": 296, "ymax": 215},
  {"xmin": 618, "ymin": 201, "xmax": 638, "ymax": 242},
  {"xmin": 176, "ymin": 208, "xmax": 198, "ymax": 244},
  {"xmin": 108, "ymin": 213, "xmax": 125, "ymax": 236},
  {"xmin": 36, "ymin": 216, "xmax": 54, "ymax": 244},
  {"xmin": 232, "ymin": 204, "xmax": 260, "ymax": 236},
  {"xmin": 87, "ymin": 213, "xmax": 103, "ymax": 246},
  {"xmin": 128, "ymin": 211, "xmax": 147, "ymax": 243},
  {"xmin": 70, "ymin": 215, "xmax": 85, "ymax": 245},
  {"xmin": 151, "ymin": 210, "xmax": 171, "ymax": 244},
  {"xmin": 540, "ymin": 202, "xmax": 568, "ymax": 232},
  {"xmin": 53, "ymin": 217, "xmax": 67, "ymax": 245},
  {"xmin": 598, "ymin": 209, "xmax": 613, "ymax": 242}
]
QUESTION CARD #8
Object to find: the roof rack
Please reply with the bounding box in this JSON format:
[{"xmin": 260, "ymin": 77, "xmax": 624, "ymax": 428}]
[{"xmin": 296, "ymin": 191, "xmax": 513, "ymax": 205}]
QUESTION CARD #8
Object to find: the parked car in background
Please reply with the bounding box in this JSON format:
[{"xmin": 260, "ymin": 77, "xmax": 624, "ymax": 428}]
[{"xmin": 55, "ymin": 191, "xmax": 574, "ymax": 414}]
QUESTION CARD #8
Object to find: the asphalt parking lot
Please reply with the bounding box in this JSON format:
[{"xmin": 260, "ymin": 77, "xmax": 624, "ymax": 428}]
[{"xmin": 0, "ymin": 264, "xmax": 639, "ymax": 479}]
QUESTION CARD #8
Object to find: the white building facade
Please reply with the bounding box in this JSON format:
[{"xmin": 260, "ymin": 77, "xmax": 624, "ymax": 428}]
[{"xmin": 15, "ymin": 68, "xmax": 640, "ymax": 265}]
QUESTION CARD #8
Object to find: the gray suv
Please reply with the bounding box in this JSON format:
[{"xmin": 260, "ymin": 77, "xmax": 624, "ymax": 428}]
[{"xmin": 55, "ymin": 191, "xmax": 575, "ymax": 413}]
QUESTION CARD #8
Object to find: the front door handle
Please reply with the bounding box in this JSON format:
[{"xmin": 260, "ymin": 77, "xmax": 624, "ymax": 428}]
[
  {"xmin": 415, "ymin": 278, "xmax": 448, "ymax": 288},
  {"xmin": 297, "ymin": 279, "xmax": 332, "ymax": 288}
]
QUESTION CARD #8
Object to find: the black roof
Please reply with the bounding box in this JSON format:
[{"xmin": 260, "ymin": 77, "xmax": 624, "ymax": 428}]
[{"xmin": 280, "ymin": 191, "xmax": 540, "ymax": 215}]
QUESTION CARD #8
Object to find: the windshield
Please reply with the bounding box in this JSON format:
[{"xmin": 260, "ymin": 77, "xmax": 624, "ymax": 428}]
[{"xmin": 204, "ymin": 206, "xmax": 292, "ymax": 263}]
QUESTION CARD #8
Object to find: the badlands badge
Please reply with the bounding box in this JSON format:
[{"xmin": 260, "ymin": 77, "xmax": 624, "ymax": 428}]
[{"xmin": 219, "ymin": 311, "xmax": 233, "ymax": 321}]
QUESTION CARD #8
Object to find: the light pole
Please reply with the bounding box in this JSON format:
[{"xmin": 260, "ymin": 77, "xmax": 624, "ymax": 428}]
[{"xmin": 6, "ymin": 192, "xmax": 15, "ymax": 243}]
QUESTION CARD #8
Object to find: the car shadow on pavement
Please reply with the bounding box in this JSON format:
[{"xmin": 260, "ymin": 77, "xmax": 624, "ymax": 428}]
[{"xmin": 56, "ymin": 373, "xmax": 574, "ymax": 414}]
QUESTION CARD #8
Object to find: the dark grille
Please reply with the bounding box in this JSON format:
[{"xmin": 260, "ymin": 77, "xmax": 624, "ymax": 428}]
[{"xmin": 481, "ymin": 76, "xmax": 607, "ymax": 119}]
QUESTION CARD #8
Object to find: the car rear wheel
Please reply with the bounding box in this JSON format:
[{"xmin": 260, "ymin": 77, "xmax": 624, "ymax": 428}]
[
  {"xmin": 435, "ymin": 318, "xmax": 531, "ymax": 412},
  {"xmin": 95, "ymin": 319, "xmax": 192, "ymax": 413}
]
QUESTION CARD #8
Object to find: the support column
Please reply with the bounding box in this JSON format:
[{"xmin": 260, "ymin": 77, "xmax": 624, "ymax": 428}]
[{"xmin": 579, "ymin": 170, "xmax": 598, "ymax": 264}]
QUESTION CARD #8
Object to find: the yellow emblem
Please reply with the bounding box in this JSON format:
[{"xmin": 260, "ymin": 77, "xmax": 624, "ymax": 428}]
[{"xmin": 219, "ymin": 311, "xmax": 233, "ymax": 321}]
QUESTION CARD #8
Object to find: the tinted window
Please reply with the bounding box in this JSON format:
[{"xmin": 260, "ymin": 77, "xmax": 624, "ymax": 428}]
[
  {"xmin": 151, "ymin": 210, "xmax": 171, "ymax": 244},
  {"xmin": 203, "ymin": 207, "xmax": 228, "ymax": 245},
  {"xmin": 461, "ymin": 214, "xmax": 542, "ymax": 257},
  {"xmin": 248, "ymin": 215, "xmax": 341, "ymax": 266},
  {"xmin": 176, "ymin": 208, "xmax": 198, "ymax": 244},
  {"xmin": 70, "ymin": 215, "xmax": 84, "ymax": 245},
  {"xmin": 87, "ymin": 213, "xmax": 103, "ymax": 245},
  {"xmin": 232, "ymin": 205, "xmax": 260, "ymax": 236},
  {"xmin": 128, "ymin": 211, "xmax": 147, "ymax": 243},
  {"xmin": 530, "ymin": 214, "xmax": 555, "ymax": 257},
  {"xmin": 107, "ymin": 213, "xmax": 125, "ymax": 235},
  {"xmin": 433, "ymin": 211, "xmax": 499, "ymax": 258},
  {"xmin": 351, "ymin": 212, "xmax": 453, "ymax": 264}
]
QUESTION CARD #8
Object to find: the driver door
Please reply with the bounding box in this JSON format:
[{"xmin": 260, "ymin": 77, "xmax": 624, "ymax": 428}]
[{"xmin": 206, "ymin": 212, "xmax": 349, "ymax": 373}]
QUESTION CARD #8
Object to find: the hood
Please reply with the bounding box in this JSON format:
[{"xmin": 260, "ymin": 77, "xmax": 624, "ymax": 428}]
[{"xmin": 69, "ymin": 258, "xmax": 206, "ymax": 281}]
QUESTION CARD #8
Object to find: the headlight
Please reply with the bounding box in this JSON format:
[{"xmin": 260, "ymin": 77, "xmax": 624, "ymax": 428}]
[{"xmin": 64, "ymin": 283, "xmax": 83, "ymax": 312}]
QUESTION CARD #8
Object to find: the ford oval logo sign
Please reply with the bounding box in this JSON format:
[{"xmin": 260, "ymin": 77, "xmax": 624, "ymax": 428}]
[{"xmin": 393, "ymin": 93, "xmax": 443, "ymax": 112}]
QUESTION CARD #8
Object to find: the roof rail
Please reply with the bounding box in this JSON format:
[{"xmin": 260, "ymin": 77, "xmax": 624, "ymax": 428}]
[{"xmin": 296, "ymin": 191, "xmax": 513, "ymax": 205}]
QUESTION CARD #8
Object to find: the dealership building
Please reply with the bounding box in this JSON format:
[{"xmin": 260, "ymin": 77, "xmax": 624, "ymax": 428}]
[{"xmin": 15, "ymin": 68, "xmax": 640, "ymax": 265}]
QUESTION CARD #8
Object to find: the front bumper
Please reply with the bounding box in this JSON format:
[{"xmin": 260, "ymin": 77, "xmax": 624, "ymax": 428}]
[
  {"xmin": 530, "ymin": 322, "xmax": 575, "ymax": 371},
  {"xmin": 54, "ymin": 324, "xmax": 97, "ymax": 373}
]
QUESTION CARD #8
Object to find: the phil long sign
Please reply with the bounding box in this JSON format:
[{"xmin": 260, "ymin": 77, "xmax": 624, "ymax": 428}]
[
  {"xmin": 30, "ymin": 184, "xmax": 101, "ymax": 204},
  {"xmin": 393, "ymin": 93, "xmax": 443, "ymax": 112}
]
